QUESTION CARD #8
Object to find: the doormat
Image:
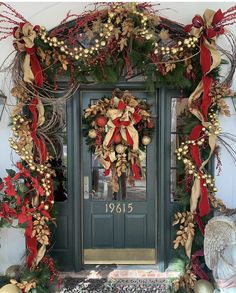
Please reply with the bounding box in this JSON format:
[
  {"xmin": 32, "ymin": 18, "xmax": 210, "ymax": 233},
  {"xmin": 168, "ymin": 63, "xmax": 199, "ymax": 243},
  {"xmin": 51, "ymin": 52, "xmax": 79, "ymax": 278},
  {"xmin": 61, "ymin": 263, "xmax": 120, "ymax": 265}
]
[{"xmin": 61, "ymin": 278, "xmax": 170, "ymax": 293}]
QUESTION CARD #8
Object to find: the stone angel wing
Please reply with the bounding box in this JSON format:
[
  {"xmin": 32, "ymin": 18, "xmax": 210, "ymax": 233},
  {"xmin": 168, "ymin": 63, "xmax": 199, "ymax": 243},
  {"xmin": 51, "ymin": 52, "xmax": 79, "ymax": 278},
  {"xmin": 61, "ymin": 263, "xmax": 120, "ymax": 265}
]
[{"xmin": 204, "ymin": 215, "xmax": 236, "ymax": 270}]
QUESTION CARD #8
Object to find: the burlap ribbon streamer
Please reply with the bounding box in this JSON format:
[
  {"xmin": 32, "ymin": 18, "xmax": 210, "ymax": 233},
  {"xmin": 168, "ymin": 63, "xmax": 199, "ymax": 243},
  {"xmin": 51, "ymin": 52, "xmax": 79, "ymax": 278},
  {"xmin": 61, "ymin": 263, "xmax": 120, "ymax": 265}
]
[
  {"xmin": 13, "ymin": 23, "xmax": 43, "ymax": 86},
  {"xmin": 35, "ymin": 244, "xmax": 46, "ymax": 266},
  {"xmin": 184, "ymin": 9, "xmax": 224, "ymax": 257},
  {"xmin": 14, "ymin": 23, "xmax": 37, "ymax": 83},
  {"xmin": 94, "ymin": 146, "xmax": 116, "ymax": 171},
  {"xmin": 103, "ymin": 106, "xmax": 139, "ymax": 151}
]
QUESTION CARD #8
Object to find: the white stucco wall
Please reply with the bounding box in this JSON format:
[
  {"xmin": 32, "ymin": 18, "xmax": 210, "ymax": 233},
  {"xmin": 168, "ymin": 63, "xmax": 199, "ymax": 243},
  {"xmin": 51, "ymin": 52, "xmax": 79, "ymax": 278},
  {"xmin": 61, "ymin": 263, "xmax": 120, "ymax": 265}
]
[{"xmin": 0, "ymin": 2, "xmax": 236, "ymax": 273}]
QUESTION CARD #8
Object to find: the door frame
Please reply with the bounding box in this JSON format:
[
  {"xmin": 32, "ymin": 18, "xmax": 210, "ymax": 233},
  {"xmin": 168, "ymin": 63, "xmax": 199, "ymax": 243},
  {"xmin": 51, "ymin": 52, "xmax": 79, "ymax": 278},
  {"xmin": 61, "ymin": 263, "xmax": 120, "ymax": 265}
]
[{"xmin": 67, "ymin": 82, "xmax": 178, "ymax": 271}]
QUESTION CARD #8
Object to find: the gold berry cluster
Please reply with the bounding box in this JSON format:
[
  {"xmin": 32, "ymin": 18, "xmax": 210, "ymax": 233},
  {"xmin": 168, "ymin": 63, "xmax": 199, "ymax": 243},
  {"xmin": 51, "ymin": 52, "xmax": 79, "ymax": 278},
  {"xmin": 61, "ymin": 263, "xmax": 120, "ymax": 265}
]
[
  {"xmin": 9, "ymin": 115, "xmax": 33, "ymax": 163},
  {"xmin": 39, "ymin": 26, "xmax": 107, "ymax": 60},
  {"xmin": 153, "ymin": 36, "xmax": 198, "ymax": 56}
]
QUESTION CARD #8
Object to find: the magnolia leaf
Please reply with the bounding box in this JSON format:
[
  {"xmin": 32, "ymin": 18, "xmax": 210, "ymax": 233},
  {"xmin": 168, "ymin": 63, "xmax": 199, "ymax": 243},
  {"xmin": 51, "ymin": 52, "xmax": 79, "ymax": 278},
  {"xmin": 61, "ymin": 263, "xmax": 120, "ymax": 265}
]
[
  {"xmin": 6, "ymin": 169, "xmax": 16, "ymax": 178},
  {"xmin": 116, "ymin": 16, "xmax": 122, "ymax": 24},
  {"xmin": 119, "ymin": 38, "xmax": 127, "ymax": 51},
  {"xmin": 180, "ymin": 218, "xmax": 185, "ymax": 224},
  {"xmin": 92, "ymin": 20, "xmax": 102, "ymax": 32},
  {"xmin": 113, "ymin": 27, "xmax": 121, "ymax": 40},
  {"xmin": 174, "ymin": 241, "xmax": 179, "ymax": 249},
  {"xmin": 122, "ymin": 21, "xmax": 133, "ymax": 36},
  {"xmin": 173, "ymin": 220, "xmax": 179, "ymax": 226}
]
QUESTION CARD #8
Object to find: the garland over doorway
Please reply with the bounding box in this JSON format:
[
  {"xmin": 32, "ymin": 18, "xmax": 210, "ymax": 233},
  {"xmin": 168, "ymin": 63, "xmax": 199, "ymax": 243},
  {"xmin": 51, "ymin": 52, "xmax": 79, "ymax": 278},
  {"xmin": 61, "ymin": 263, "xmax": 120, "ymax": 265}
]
[{"xmin": 0, "ymin": 2, "xmax": 236, "ymax": 292}]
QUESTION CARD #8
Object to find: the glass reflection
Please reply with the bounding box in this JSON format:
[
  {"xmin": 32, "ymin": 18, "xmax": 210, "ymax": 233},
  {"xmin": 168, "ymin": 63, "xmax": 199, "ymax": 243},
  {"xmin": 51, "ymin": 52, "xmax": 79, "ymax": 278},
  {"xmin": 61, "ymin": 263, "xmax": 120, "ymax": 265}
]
[{"xmin": 91, "ymin": 154, "xmax": 147, "ymax": 201}]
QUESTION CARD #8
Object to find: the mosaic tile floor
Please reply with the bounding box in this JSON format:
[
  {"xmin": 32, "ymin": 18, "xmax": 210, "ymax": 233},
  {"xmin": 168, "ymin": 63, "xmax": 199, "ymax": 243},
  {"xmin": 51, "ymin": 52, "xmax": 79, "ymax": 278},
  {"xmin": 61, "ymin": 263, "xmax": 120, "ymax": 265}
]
[
  {"xmin": 60, "ymin": 278, "xmax": 170, "ymax": 293},
  {"xmin": 58, "ymin": 265, "xmax": 178, "ymax": 293}
]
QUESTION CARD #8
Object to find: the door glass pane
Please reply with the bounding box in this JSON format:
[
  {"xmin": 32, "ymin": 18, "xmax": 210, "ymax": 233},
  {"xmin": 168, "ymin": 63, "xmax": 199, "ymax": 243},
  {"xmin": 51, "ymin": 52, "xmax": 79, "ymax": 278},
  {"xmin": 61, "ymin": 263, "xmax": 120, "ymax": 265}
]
[
  {"xmin": 91, "ymin": 151, "xmax": 147, "ymax": 201},
  {"xmin": 171, "ymin": 98, "xmax": 189, "ymax": 133},
  {"xmin": 170, "ymin": 97, "xmax": 189, "ymax": 202}
]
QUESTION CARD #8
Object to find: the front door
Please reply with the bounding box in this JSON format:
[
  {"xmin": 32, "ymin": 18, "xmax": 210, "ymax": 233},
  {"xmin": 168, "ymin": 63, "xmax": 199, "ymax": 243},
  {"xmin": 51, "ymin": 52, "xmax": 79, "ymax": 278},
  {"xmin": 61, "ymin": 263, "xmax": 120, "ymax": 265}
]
[{"xmin": 81, "ymin": 89, "xmax": 157, "ymax": 264}]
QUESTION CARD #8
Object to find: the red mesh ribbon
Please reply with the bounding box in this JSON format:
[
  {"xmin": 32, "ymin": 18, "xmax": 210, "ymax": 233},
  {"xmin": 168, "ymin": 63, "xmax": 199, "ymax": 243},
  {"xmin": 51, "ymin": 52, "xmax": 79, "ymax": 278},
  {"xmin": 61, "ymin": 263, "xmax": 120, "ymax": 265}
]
[
  {"xmin": 191, "ymin": 249, "xmax": 209, "ymax": 280},
  {"xmin": 29, "ymin": 97, "xmax": 47, "ymax": 163},
  {"xmin": 189, "ymin": 124, "xmax": 210, "ymax": 217},
  {"xmin": 132, "ymin": 160, "xmax": 141, "ymax": 180},
  {"xmin": 25, "ymin": 46, "xmax": 43, "ymax": 87}
]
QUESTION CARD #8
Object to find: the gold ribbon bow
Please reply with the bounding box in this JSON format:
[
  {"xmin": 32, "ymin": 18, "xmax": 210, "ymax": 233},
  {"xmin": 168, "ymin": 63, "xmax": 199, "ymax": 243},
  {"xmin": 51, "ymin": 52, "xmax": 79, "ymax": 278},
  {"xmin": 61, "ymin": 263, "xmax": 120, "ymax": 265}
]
[
  {"xmin": 13, "ymin": 23, "xmax": 37, "ymax": 84},
  {"xmin": 94, "ymin": 145, "xmax": 116, "ymax": 170},
  {"xmin": 103, "ymin": 106, "xmax": 139, "ymax": 151}
]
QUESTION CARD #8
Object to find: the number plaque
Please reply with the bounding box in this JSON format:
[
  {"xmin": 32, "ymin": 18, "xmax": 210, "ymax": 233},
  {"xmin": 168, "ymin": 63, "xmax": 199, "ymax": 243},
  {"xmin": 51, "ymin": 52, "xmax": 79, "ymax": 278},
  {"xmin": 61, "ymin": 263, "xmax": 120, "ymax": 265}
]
[{"xmin": 105, "ymin": 203, "xmax": 133, "ymax": 213}]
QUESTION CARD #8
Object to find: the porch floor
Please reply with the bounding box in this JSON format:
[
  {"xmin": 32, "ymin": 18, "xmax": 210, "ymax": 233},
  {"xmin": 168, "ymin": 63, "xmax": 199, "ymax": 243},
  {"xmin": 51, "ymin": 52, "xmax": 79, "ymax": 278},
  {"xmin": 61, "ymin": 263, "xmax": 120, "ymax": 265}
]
[
  {"xmin": 58, "ymin": 265, "xmax": 179, "ymax": 292},
  {"xmin": 60, "ymin": 264, "xmax": 179, "ymax": 279}
]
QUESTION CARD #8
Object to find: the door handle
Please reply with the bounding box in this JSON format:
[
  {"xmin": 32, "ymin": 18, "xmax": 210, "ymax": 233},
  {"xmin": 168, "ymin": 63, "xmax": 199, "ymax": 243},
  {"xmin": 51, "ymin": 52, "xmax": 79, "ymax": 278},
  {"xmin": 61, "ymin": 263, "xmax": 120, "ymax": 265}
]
[
  {"xmin": 84, "ymin": 176, "xmax": 96, "ymax": 199},
  {"xmin": 84, "ymin": 176, "xmax": 89, "ymax": 199}
]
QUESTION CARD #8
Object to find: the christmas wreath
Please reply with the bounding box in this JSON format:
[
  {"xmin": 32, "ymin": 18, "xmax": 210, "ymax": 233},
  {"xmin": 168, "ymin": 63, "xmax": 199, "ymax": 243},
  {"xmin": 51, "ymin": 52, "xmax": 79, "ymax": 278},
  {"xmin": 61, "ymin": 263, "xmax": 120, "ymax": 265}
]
[{"xmin": 83, "ymin": 89, "xmax": 154, "ymax": 195}]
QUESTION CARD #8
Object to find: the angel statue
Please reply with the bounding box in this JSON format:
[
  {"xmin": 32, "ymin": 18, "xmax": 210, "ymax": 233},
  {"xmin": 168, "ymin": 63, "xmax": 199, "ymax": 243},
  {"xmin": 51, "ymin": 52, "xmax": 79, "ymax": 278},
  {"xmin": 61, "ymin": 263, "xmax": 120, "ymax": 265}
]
[{"xmin": 204, "ymin": 215, "xmax": 236, "ymax": 293}]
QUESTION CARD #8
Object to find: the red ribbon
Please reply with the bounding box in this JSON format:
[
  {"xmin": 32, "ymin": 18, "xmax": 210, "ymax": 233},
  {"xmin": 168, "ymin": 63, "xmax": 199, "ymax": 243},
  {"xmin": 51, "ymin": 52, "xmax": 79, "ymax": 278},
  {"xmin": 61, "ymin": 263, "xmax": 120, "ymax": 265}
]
[
  {"xmin": 29, "ymin": 97, "xmax": 47, "ymax": 163},
  {"xmin": 18, "ymin": 205, "xmax": 37, "ymax": 268},
  {"xmin": 26, "ymin": 234, "xmax": 38, "ymax": 268},
  {"xmin": 25, "ymin": 46, "xmax": 44, "ymax": 87},
  {"xmin": 191, "ymin": 249, "xmax": 209, "ymax": 280},
  {"xmin": 132, "ymin": 160, "xmax": 141, "ymax": 180},
  {"xmin": 201, "ymin": 76, "xmax": 213, "ymax": 120},
  {"xmin": 189, "ymin": 125, "xmax": 210, "ymax": 217},
  {"xmin": 194, "ymin": 213, "xmax": 205, "ymax": 235},
  {"xmin": 108, "ymin": 118, "xmax": 133, "ymax": 147}
]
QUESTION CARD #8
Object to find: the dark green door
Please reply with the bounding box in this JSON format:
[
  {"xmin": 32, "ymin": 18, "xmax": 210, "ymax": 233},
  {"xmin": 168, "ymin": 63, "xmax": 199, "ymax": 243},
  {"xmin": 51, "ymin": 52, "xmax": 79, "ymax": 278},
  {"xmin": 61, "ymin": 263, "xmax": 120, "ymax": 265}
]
[{"xmin": 81, "ymin": 89, "xmax": 158, "ymax": 264}]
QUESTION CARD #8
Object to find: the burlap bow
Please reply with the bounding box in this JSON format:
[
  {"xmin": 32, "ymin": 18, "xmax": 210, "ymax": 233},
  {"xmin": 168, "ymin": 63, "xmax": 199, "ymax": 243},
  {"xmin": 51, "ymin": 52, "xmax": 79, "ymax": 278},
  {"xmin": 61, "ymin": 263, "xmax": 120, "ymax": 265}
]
[
  {"xmin": 103, "ymin": 105, "xmax": 140, "ymax": 151},
  {"xmin": 13, "ymin": 23, "xmax": 43, "ymax": 86}
]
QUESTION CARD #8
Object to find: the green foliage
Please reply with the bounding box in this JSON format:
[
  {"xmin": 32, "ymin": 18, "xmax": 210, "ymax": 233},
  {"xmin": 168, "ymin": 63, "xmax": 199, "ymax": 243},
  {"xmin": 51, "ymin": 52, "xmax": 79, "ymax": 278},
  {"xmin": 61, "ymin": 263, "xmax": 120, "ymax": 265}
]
[
  {"xmin": 168, "ymin": 257, "xmax": 187, "ymax": 274},
  {"xmin": 18, "ymin": 263, "xmax": 57, "ymax": 293},
  {"xmin": 0, "ymin": 275, "xmax": 11, "ymax": 288},
  {"xmin": 0, "ymin": 219, "xmax": 12, "ymax": 228},
  {"xmin": 156, "ymin": 63, "xmax": 192, "ymax": 90}
]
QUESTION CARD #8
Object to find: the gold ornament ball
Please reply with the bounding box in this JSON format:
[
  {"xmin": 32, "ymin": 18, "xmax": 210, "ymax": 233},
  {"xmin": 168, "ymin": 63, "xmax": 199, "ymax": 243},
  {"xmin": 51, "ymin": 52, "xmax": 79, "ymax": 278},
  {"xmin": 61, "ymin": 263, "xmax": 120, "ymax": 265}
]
[
  {"xmin": 0, "ymin": 284, "xmax": 21, "ymax": 293},
  {"xmin": 88, "ymin": 129, "xmax": 97, "ymax": 139},
  {"xmin": 194, "ymin": 280, "xmax": 214, "ymax": 293},
  {"xmin": 116, "ymin": 144, "xmax": 126, "ymax": 154},
  {"xmin": 142, "ymin": 136, "xmax": 151, "ymax": 146},
  {"xmin": 44, "ymin": 204, "xmax": 49, "ymax": 210}
]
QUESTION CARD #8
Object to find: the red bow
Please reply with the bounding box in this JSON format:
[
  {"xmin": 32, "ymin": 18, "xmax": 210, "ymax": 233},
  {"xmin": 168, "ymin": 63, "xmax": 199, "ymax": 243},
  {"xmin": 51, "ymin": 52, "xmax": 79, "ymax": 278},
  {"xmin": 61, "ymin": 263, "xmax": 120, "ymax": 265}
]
[{"xmin": 185, "ymin": 9, "xmax": 225, "ymax": 39}]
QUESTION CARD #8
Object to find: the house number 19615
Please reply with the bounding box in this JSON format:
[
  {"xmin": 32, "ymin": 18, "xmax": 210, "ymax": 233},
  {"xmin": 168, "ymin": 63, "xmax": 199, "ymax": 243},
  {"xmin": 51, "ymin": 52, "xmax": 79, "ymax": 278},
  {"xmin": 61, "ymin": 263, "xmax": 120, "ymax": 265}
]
[{"xmin": 105, "ymin": 203, "xmax": 133, "ymax": 214}]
